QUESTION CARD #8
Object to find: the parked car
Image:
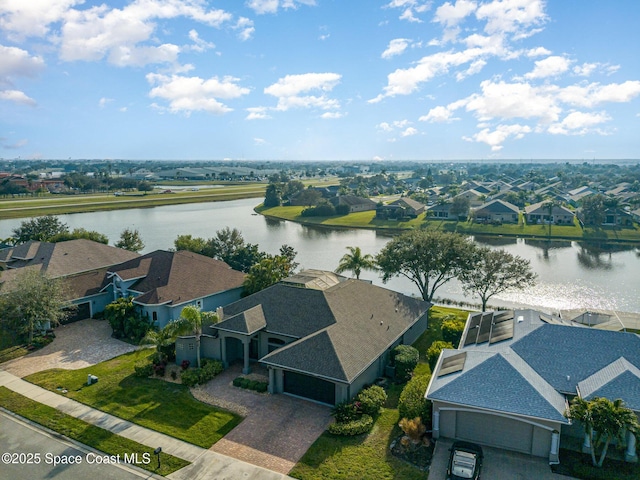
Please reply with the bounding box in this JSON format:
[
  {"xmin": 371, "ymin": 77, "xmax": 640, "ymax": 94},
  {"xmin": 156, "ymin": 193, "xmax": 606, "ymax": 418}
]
[{"xmin": 447, "ymin": 441, "xmax": 483, "ymax": 480}]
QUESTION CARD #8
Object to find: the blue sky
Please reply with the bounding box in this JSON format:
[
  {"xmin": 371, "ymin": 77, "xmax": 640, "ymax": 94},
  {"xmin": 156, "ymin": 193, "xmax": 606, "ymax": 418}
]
[{"xmin": 1, "ymin": 0, "xmax": 640, "ymax": 161}]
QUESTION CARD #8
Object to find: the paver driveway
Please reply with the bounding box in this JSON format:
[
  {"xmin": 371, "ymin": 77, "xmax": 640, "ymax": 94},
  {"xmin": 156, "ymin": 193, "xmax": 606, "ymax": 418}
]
[
  {"xmin": 1, "ymin": 319, "xmax": 139, "ymax": 378},
  {"xmin": 193, "ymin": 364, "xmax": 332, "ymax": 474}
]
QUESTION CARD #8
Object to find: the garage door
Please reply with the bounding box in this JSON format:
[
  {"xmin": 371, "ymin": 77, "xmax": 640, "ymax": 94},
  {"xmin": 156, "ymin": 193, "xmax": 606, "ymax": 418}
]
[
  {"xmin": 283, "ymin": 371, "xmax": 335, "ymax": 405},
  {"xmin": 63, "ymin": 302, "xmax": 91, "ymax": 323},
  {"xmin": 456, "ymin": 411, "xmax": 533, "ymax": 454}
]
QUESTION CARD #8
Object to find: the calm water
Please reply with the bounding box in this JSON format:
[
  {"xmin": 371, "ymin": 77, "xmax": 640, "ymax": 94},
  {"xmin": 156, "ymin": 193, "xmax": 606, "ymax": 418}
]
[{"xmin": 1, "ymin": 198, "xmax": 639, "ymax": 313}]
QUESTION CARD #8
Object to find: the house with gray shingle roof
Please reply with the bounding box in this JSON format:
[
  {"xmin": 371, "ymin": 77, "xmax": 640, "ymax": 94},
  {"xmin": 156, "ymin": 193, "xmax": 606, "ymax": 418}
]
[
  {"xmin": 203, "ymin": 270, "xmax": 431, "ymax": 405},
  {"xmin": 426, "ymin": 309, "xmax": 640, "ymax": 464},
  {"xmin": 472, "ymin": 199, "xmax": 520, "ymax": 224},
  {"xmin": 525, "ymin": 201, "xmax": 575, "ymax": 225}
]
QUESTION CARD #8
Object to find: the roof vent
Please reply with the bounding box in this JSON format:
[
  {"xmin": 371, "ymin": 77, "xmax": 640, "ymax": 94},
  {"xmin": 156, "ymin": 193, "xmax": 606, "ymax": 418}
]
[{"xmin": 517, "ymin": 315, "xmax": 524, "ymax": 323}]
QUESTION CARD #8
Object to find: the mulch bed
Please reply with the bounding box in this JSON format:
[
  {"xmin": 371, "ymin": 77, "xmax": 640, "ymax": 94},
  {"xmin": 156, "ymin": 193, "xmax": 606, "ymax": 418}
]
[{"xmin": 389, "ymin": 434, "xmax": 434, "ymax": 470}]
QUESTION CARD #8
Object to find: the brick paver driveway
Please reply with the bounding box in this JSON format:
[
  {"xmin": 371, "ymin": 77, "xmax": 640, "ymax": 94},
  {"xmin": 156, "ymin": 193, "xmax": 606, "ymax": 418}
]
[
  {"xmin": 1, "ymin": 319, "xmax": 139, "ymax": 378},
  {"xmin": 193, "ymin": 364, "xmax": 332, "ymax": 474}
]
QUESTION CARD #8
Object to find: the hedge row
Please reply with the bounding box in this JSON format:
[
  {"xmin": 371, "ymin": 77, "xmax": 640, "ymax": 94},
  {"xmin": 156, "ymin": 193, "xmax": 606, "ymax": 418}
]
[
  {"xmin": 328, "ymin": 414, "xmax": 374, "ymax": 436},
  {"xmin": 233, "ymin": 377, "xmax": 268, "ymax": 393},
  {"xmin": 181, "ymin": 359, "xmax": 224, "ymax": 387}
]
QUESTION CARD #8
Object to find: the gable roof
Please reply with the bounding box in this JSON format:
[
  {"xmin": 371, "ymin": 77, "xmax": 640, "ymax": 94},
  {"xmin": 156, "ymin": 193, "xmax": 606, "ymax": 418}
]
[
  {"xmin": 390, "ymin": 197, "xmax": 426, "ymax": 211},
  {"xmin": 428, "ymin": 350, "xmax": 568, "ymax": 423},
  {"xmin": 524, "ymin": 201, "xmax": 574, "ymax": 216},
  {"xmin": 330, "ymin": 195, "xmax": 376, "ymax": 207},
  {"xmin": 219, "ymin": 276, "xmax": 432, "ymax": 383},
  {"xmin": 216, "ymin": 305, "xmax": 267, "ymax": 335},
  {"xmin": 0, "ymin": 239, "xmax": 139, "ymax": 278},
  {"xmin": 578, "ymin": 358, "xmax": 640, "ymax": 411},
  {"xmin": 108, "ymin": 250, "xmax": 245, "ymax": 306},
  {"xmin": 474, "ymin": 199, "xmax": 520, "ymax": 214}
]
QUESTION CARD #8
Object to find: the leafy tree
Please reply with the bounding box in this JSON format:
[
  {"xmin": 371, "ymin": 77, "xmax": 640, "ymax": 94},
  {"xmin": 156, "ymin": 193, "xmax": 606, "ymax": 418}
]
[
  {"xmin": 172, "ymin": 305, "xmax": 218, "ymax": 368},
  {"xmin": 137, "ymin": 181, "xmax": 154, "ymax": 192},
  {"xmin": 0, "ymin": 270, "xmax": 72, "ymax": 343},
  {"xmin": 460, "ymin": 247, "xmax": 537, "ymax": 311},
  {"xmin": 209, "ymin": 227, "xmax": 245, "ymax": 263},
  {"xmin": 49, "ymin": 228, "xmax": 109, "ymax": 244},
  {"xmin": 294, "ymin": 188, "xmax": 322, "ymax": 206},
  {"xmin": 140, "ymin": 322, "xmax": 179, "ymax": 361},
  {"xmin": 581, "ymin": 194, "xmax": 605, "ymax": 226},
  {"xmin": 426, "ymin": 340, "xmax": 454, "ymax": 371},
  {"xmin": 335, "ymin": 246, "xmax": 376, "ymax": 279},
  {"xmin": 450, "ymin": 195, "xmax": 470, "ymax": 219},
  {"xmin": 104, "ymin": 297, "xmax": 152, "ymax": 342},
  {"xmin": 115, "ymin": 228, "xmax": 145, "ymax": 252},
  {"xmin": 566, "ymin": 397, "xmax": 639, "ymax": 467},
  {"xmin": 12, "ymin": 215, "xmax": 69, "ymax": 244},
  {"xmin": 376, "ymin": 230, "xmax": 476, "ymax": 302},
  {"xmin": 441, "ymin": 317, "xmax": 466, "ymax": 346},
  {"xmin": 398, "ymin": 374, "xmax": 432, "ymax": 422},
  {"xmin": 242, "ymin": 255, "xmax": 295, "ymax": 296},
  {"xmin": 226, "ymin": 243, "xmax": 267, "ymax": 273},
  {"xmin": 174, "ymin": 234, "xmax": 208, "ymax": 255},
  {"xmin": 264, "ymin": 183, "xmax": 281, "ymax": 207},
  {"xmin": 278, "ymin": 244, "xmax": 299, "ymax": 272}
]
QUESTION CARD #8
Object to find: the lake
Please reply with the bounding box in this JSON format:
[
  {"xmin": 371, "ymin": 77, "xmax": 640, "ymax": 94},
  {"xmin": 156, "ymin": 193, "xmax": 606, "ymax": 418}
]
[{"xmin": 1, "ymin": 198, "xmax": 638, "ymax": 313}]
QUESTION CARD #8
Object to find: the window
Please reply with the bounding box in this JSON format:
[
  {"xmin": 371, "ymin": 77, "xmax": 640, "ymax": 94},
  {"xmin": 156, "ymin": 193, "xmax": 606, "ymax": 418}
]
[
  {"xmin": 152, "ymin": 312, "xmax": 158, "ymax": 322},
  {"xmin": 188, "ymin": 343, "xmax": 195, "ymax": 350}
]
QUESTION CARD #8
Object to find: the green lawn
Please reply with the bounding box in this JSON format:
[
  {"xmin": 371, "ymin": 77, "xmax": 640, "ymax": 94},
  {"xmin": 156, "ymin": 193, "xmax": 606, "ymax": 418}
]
[
  {"xmin": 0, "ymin": 327, "xmax": 29, "ymax": 364},
  {"xmin": 0, "ymin": 387, "xmax": 189, "ymax": 476},
  {"xmin": 258, "ymin": 206, "xmax": 640, "ymax": 242},
  {"xmin": 25, "ymin": 349, "xmax": 242, "ymax": 448},
  {"xmin": 290, "ymin": 305, "xmax": 469, "ymax": 480},
  {"xmin": 552, "ymin": 448, "xmax": 640, "ymax": 480}
]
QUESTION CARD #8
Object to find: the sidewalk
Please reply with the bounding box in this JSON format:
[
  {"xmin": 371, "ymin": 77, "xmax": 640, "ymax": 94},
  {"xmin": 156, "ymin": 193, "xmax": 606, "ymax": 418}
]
[{"xmin": 0, "ymin": 370, "xmax": 291, "ymax": 479}]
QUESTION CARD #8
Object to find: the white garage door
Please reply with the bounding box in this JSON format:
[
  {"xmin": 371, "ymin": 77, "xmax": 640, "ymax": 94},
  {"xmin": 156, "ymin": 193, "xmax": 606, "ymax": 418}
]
[{"xmin": 456, "ymin": 411, "xmax": 533, "ymax": 454}]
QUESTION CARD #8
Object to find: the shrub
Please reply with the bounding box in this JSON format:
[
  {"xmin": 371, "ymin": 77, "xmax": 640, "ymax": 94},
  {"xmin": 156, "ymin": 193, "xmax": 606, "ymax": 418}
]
[
  {"xmin": 180, "ymin": 360, "xmax": 190, "ymax": 371},
  {"xmin": 392, "ymin": 345, "xmax": 419, "ymax": 382},
  {"xmin": 332, "ymin": 401, "xmax": 360, "ymax": 423},
  {"xmin": 233, "ymin": 377, "xmax": 268, "ymax": 393},
  {"xmin": 134, "ymin": 361, "xmax": 154, "ymax": 378},
  {"xmin": 441, "ymin": 318, "xmax": 466, "ymax": 347},
  {"xmin": 426, "ymin": 340, "xmax": 454, "ymax": 371},
  {"xmin": 335, "ymin": 204, "xmax": 350, "ymax": 215},
  {"xmin": 398, "ymin": 417, "xmax": 426, "ymax": 445},
  {"xmin": 180, "ymin": 359, "xmax": 224, "ymax": 387},
  {"xmin": 301, "ymin": 201, "xmax": 336, "ymax": 217},
  {"xmin": 356, "ymin": 385, "xmax": 387, "ymax": 417},
  {"xmin": 170, "ymin": 370, "xmax": 178, "ymax": 380},
  {"xmin": 328, "ymin": 414, "xmax": 374, "ymax": 436},
  {"xmin": 153, "ymin": 363, "xmax": 166, "ymax": 377},
  {"xmin": 398, "ymin": 374, "xmax": 432, "ymax": 422}
]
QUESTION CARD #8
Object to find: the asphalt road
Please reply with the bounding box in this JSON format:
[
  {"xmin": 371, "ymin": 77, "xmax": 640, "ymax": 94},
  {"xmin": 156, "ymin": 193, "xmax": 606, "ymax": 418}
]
[{"xmin": 0, "ymin": 412, "xmax": 157, "ymax": 480}]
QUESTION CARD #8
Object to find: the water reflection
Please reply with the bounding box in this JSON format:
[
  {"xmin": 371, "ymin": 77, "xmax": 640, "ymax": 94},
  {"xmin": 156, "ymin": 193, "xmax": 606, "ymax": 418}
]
[
  {"xmin": 524, "ymin": 239, "xmax": 573, "ymax": 263},
  {"xmin": 473, "ymin": 235, "xmax": 518, "ymax": 247},
  {"xmin": 577, "ymin": 246, "xmax": 613, "ymax": 270}
]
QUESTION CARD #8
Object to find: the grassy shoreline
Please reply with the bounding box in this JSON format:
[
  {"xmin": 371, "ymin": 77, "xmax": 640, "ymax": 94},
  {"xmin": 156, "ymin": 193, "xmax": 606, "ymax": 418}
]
[{"xmin": 257, "ymin": 206, "xmax": 640, "ymax": 244}]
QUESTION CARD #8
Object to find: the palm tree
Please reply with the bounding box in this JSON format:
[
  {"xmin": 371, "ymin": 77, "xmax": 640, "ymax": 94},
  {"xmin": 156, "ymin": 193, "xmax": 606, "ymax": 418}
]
[
  {"xmin": 140, "ymin": 322, "xmax": 179, "ymax": 360},
  {"xmin": 335, "ymin": 246, "xmax": 376, "ymax": 280},
  {"xmin": 566, "ymin": 396, "xmax": 639, "ymax": 467},
  {"xmin": 172, "ymin": 306, "xmax": 218, "ymax": 368}
]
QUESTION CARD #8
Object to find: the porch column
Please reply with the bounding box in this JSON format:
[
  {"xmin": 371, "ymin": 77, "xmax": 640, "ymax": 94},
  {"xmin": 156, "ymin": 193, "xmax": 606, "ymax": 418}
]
[
  {"xmin": 582, "ymin": 431, "xmax": 592, "ymax": 454},
  {"xmin": 625, "ymin": 431, "xmax": 638, "ymax": 463},
  {"xmin": 268, "ymin": 367, "xmax": 275, "ymax": 394},
  {"xmin": 432, "ymin": 409, "xmax": 440, "ymax": 439},
  {"xmin": 549, "ymin": 430, "xmax": 560, "ymax": 464},
  {"xmin": 242, "ymin": 338, "xmax": 251, "ymax": 374},
  {"xmin": 220, "ymin": 335, "xmax": 227, "ymax": 368}
]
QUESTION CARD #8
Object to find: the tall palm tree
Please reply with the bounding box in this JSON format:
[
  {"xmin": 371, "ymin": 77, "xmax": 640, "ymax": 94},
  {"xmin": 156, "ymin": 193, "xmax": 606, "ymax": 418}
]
[
  {"xmin": 335, "ymin": 246, "xmax": 376, "ymax": 280},
  {"xmin": 172, "ymin": 306, "xmax": 218, "ymax": 368}
]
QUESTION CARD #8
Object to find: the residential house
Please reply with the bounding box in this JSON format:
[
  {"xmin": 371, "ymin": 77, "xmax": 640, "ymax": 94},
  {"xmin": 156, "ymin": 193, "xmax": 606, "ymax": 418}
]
[
  {"xmin": 329, "ymin": 195, "xmax": 377, "ymax": 213},
  {"xmin": 183, "ymin": 270, "xmax": 431, "ymax": 405},
  {"xmin": 472, "ymin": 199, "xmax": 520, "ymax": 224},
  {"xmin": 577, "ymin": 206, "xmax": 634, "ymax": 227},
  {"xmin": 0, "ymin": 239, "xmax": 140, "ymax": 321},
  {"xmin": 426, "ymin": 202, "xmax": 455, "ymax": 220},
  {"xmin": 525, "ymin": 201, "xmax": 575, "ymax": 225},
  {"xmin": 454, "ymin": 189, "xmax": 486, "ymax": 207},
  {"xmin": 389, "ymin": 197, "xmax": 426, "ymax": 217},
  {"xmin": 426, "ymin": 310, "xmax": 640, "ymax": 464},
  {"xmin": 631, "ymin": 208, "xmax": 640, "ymax": 224},
  {"xmin": 565, "ymin": 186, "xmax": 597, "ymax": 206},
  {"xmin": 105, "ymin": 250, "xmax": 245, "ymax": 329}
]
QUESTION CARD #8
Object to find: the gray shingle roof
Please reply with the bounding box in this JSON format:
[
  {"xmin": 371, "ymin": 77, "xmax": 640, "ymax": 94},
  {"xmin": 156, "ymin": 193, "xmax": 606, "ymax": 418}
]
[
  {"xmin": 510, "ymin": 323, "xmax": 640, "ymax": 394},
  {"xmin": 474, "ymin": 199, "xmax": 520, "ymax": 214},
  {"xmin": 216, "ymin": 305, "xmax": 266, "ymax": 335},
  {"xmin": 578, "ymin": 358, "xmax": 640, "ymax": 412},
  {"xmin": 221, "ymin": 277, "xmax": 431, "ymax": 383},
  {"xmin": 428, "ymin": 351, "xmax": 568, "ymax": 423}
]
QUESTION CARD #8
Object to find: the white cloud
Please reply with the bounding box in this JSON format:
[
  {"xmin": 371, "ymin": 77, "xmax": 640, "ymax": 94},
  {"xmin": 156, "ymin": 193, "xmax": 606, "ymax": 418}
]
[
  {"xmin": 377, "ymin": 122, "xmax": 393, "ymax": 132},
  {"xmin": 557, "ymin": 81, "xmax": 640, "ymax": 108},
  {"xmin": 526, "ymin": 47, "xmax": 552, "ymax": 57},
  {"xmin": 476, "ymin": 0, "xmax": 547, "ymax": 37},
  {"xmin": 246, "ymin": 106, "xmax": 271, "ymax": 120},
  {"xmin": 572, "ymin": 62, "xmax": 620, "ymax": 77},
  {"xmin": 385, "ymin": 0, "xmax": 431, "ymax": 23},
  {"xmin": 470, "ymin": 123, "xmax": 531, "ymax": 151},
  {"xmin": 524, "ymin": 55, "xmax": 571, "ymax": 79},
  {"xmin": 98, "ymin": 97, "xmax": 113, "ymax": 108},
  {"xmin": 264, "ymin": 72, "xmax": 342, "ymax": 112},
  {"xmin": 419, "ymin": 105, "xmax": 457, "ymax": 122},
  {"xmin": 548, "ymin": 111, "xmax": 611, "ymax": 135},
  {"xmin": 186, "ymin": 30, "xmax": 215, "ymax": 52},
  {"xmin": 0, "ymin": 89, "xmax": 37, "ymax": 106},
  {"xmin": 320, "ymin": 111, "xmax": 343, "ymax": 119},
  {"xmin": 0, "ymin": 45, "xmax": 45, "ymax": 81},
  {"xmin": 0, "ymin": 0, "xmax": 80, "ymax": 41},
  {"xmin": 254, "ymin": 137, "xmax": 267, "ymax": 145},
  {"xmin": 434, "ymin": 0, "xmax": 477, "ymax": 28},
  {"xmin": 246, "ymin": 0, "xmax": 316, "ymax": 15},
  {"xmin": 401, "ymin": 126, "xmax": 418, "ymax": 136},
  {"xmin": 146, "ymin": 73, "xmax": 249, "ymax": 115},
  {"xmin": 382, "ymin": 38, "xmax": 410, "ymax": 59},
  {"xmin": 235, "ymin": 17, "xmax": 255, "ymax": 41}
]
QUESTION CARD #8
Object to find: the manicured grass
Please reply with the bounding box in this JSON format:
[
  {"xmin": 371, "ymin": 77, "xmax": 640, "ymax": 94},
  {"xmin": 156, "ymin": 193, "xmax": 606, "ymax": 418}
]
[
  {"xmin": 551, "ymin": 448, "xmax": 640, "ymax": 480},
  {"xmin": 24, "ymin": 350, "xmax": 242, "ymax": 448},
  {"xmin": 258, "ymin": 206, "xmax": 640, "ymax": 242},
  {"xmin": 412, "ymin": 306, "xmax": 470, "ymax": 367},
  {"xmin": 0, "ymin": 387, "xmax": 189, "ymax": 476},
  {"xmin": 0, "ymin": 328, "xmax": 29, "ymax": 364},
  {"xmin": 289, "ymin": 408, "xmax": 422, "ymax": 480}
]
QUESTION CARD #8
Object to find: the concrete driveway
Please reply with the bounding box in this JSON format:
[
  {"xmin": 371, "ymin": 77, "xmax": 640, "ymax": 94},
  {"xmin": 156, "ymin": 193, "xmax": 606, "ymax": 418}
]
[
  {"xmin": 1, "ymin": 319, "xmax": 139, "ymax": 378},
  {"xmin": 192, "ymin": 364, "xmax": 332, "ymax": 475},
  {"xmin": 429, "ymin": 438, "xmax": 578, "ymax": 480}
]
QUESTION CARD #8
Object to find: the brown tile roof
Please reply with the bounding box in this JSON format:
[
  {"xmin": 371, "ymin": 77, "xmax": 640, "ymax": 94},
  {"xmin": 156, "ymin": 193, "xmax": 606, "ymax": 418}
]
[{"xmin": 108, "ymin": 250, "xmax": 245, "ymax": 306}]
